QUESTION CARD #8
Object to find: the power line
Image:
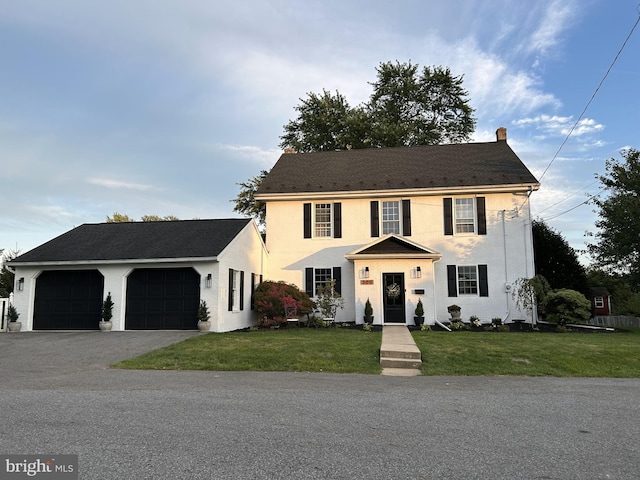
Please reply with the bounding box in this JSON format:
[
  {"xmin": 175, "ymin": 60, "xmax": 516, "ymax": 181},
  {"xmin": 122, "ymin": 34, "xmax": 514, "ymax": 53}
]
[
  {"xmin": 538, "ymin": 8, "xmax": 640, "ymax": 183},
  {"xmin": 542, "ymin": 186, "xmax": 608, "ymax": 222}
]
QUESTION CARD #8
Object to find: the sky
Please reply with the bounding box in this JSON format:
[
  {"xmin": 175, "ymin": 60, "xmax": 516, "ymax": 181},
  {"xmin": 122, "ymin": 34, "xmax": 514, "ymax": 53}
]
[{"xmin": 1, "ymin": 0, "xmax": 639, "ymax": 265}]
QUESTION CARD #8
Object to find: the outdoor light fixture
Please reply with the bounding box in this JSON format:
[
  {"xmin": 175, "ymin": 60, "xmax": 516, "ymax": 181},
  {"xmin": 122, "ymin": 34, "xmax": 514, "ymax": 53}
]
[
  {"xmin": 361, "ymin": 266, "xmax": 370, "ymax": 279},
  {"xmin": 17, "ymin": 277, "xmax": 24, "ymax": 291},
  {"xmin": 205, "ymin": 273, "xmax": 212, "ymax": 288},
  {"xmin": 416, "ymin": 266, "xmax": 422, "ymax": 278}
]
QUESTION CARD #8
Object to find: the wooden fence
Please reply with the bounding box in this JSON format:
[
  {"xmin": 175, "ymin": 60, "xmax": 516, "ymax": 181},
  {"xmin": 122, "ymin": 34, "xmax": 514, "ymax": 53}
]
[{"xmin": 589, "ymin": 316, "xmax": 640, "ymax": 328}]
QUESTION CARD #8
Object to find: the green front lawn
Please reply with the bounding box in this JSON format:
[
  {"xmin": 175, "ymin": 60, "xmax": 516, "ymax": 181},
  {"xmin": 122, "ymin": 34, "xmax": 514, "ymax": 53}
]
[
  {"xmin": 413, "ymin": 330, "xmax": 640, "ymax": 377},
  {"xmin": 113, "ymin": 328, "xmax": 383, "ymax": 374},
  {"xmin": 113, "ymin": 328, "xmax": 640, "ymax": 377}
]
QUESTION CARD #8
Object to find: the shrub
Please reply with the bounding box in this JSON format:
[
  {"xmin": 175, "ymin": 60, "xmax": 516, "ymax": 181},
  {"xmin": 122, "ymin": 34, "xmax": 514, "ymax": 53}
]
[
  {"xmin": 543, "ymin": 289, "xmax": 591, "ymax": 325},
  {"xmin": 254, "ymin": 281, "xmax": 314, "ymax": 327}
]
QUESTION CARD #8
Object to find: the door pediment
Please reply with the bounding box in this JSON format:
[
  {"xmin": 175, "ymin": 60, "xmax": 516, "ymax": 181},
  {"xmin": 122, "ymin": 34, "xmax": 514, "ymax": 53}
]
[{"xmin": 345, "ymin": 234, "xmax": 441, "ymax": 260}]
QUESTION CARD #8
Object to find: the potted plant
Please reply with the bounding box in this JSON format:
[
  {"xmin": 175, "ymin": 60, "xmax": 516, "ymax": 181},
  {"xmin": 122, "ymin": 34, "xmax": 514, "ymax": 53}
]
[
  {"xmin": 447, "ymin": 304, "xmax": 461, "ymax": 320},
  {"xmin": 197, "ymin": 300, "xmax": 211, "ymax": 332},
  {"xmin": 100, "ymin": 292, "xmax": 114, "ymax": 331},
  {"xmin": 7, "ymin": 304, "xmax": 21, "ymax": 332},
  {"xmin": 414, "ymin": 298, "xmax": 424, "ymax": 326},
  {"xmin": 363, "ymin": 298, "xmax": 374, "ymax": 324}
]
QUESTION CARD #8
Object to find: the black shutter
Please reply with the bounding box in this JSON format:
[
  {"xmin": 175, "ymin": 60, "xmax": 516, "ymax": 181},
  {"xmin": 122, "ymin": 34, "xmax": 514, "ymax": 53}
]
[
  {"xmin": 478, "ymin": 265, "xmax": 488, "ymax": 297},
  {"xmin": 402, "ymin": 199, "xmax": 411, "ymax": 236},
  {"xmin": 477, "ymin": 197, "xmax": 487, "ymax": 235},
  {"xmin": 239, "ymin": 271, "xmax": 245, "ymax": 310},
  {"xmin": 370, "ymin": 201, "xmax": 379, "ymax": 237},
  {"xmin": 333, "ymin": 202, "xmax": 342, "ymax": 238},
  {"xmin": 447, "ymin": 265, "xmax": 458, "ymax": 297},
  {"xmin": 303, "ymin": 203, "xmax": 312, "ymax": 238},
  {"xmin": 332, "ymin": 267, "xmax": 342, "ymax": 295},
  {"xmin": 251, "ymin": 273, "xmax": 255, "ymax": 310},
  {"xmin": 228, "ymin": 268, "xmax": 234, "ymax": 311},
  {"xmin": 444, "ymin": 198, "xmax": 453, "ymax": 235},
  {"xmin": 305, "ymin": 268, "xmax": 314, "ymax": 297}
]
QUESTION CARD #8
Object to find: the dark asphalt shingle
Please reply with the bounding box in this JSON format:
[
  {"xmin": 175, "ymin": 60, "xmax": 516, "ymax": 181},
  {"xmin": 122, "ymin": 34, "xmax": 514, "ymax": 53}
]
[
  {"xmin": 257, "ymin": 140, "xmax": 539, "ymax": 195},
  {"xmin": 11, "ymin": 218, "xmax": 252, "ymax": 263}
]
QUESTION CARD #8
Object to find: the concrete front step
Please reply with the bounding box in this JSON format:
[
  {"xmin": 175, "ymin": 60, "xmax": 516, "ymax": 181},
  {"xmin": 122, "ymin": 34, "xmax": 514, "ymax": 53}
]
[
  {"xmin": 380, "ymin": 346, "xmax": 422, "ymax": 360},
  {"xmin": 380, "ymin": 357, "xmax": 422, "ymax": 369}
]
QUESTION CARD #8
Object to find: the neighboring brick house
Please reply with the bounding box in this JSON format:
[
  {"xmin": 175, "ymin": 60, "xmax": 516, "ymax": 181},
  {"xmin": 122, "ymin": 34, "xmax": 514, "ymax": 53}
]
[{"xmin": 256, "ymin": 128, "xmax": 540, "ymax": 325}]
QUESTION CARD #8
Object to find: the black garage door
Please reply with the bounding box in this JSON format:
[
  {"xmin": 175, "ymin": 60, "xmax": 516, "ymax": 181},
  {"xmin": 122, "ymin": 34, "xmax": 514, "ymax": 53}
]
[
  {"xmin": 125, "ymin": 268, "xmax": 200, "ymax": 330},
  {"xmin": 33, "ymin": 270, "xmax": 104, "ymax": 330}
]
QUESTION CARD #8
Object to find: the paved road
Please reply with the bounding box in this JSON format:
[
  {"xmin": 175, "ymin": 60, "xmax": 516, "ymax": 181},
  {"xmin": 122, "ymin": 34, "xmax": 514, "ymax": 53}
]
[{"xmin": 1, "ymin": 332, "xmax": 639, "ymax": 479}]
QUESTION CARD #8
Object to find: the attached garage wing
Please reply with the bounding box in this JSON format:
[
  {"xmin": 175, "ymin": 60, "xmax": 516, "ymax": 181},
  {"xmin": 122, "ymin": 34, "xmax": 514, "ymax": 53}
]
[
  {"xmin": 125, "ymin": 268, "xmax": 200, "ymax": 330},
  {"xmin": 33, "ymin": 270, "xmax": 104, "ymax": 330}
]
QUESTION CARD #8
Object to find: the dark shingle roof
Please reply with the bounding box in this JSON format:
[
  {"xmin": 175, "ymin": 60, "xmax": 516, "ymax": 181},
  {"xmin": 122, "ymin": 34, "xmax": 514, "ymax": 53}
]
[
  {"xmin": 257, "ymin": 140, "xmax": 539, "ymax": 196},
  {"xmin": 11, "ymin": 218, "xmax": 252, "ymax": 264}
]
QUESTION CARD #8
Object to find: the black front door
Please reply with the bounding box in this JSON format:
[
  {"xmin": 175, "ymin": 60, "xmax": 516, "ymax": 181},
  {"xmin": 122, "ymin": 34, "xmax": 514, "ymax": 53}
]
[{"xmin": 383, "ymin": 273, "xmax": 405, "ymax": 323}]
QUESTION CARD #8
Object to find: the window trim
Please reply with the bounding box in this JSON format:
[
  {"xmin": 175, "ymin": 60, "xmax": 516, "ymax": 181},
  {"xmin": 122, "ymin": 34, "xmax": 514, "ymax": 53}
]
[
  {"xmin": 304, "ymin": 202, "xmax": 342, "ymax": 239},
  {"xmin": 447, "ymin": 264, "xmax": 488, "ymax": 297}
]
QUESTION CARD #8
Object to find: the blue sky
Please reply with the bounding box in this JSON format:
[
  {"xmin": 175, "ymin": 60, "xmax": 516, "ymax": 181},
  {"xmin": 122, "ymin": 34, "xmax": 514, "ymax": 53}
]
[{"xmin": 1, "ymin": 0, "xmax": 639, "ymax": 264}]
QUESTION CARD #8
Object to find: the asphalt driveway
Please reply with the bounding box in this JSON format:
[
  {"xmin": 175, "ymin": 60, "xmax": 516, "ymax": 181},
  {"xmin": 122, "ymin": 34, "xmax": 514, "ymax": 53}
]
[
  {"xmin": 1, "ymin": 331, "xmax": 639, "ymax": 479},
  {"xmin": 0, "ymin": 330, "xmax": 199, "ymax": 386}
]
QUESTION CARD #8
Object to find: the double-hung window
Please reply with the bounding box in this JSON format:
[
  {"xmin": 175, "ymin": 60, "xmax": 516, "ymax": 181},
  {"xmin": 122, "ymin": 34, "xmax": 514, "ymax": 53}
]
[
  {"xmin": 443, "ymin": 197, "xmax": 486, "ymax": 236},
  {"xmin": 447, "ymin": 264, "xmax": 488, "ymax": 297},
  {"xmin": 304, "ymin": 202, "xmax": 342, "ymax": 238},
  {"xmin": 315, "ymin": 203, "xmax": 332, "ymax": 237},
  {"xmin": 457, "ymin": 266, "xmax": 478, "ymax": 294},
  {"xmin": 313, "ymin": 268, "xmax": 333, "ymax": 296},
  {"xmin": 382, "ymin": 201, "xmax": 401, "ymax": 235},
  {"xmin": 371, "ymin": 199, "xmax": 411, "ymax": 237},
  {"xmin": 455, "ymin": 198, "xmax": 475, "ymax": 233},
  {"xmin": 228, "ymin": 269, "xmax": 244, "ymax": 311}
]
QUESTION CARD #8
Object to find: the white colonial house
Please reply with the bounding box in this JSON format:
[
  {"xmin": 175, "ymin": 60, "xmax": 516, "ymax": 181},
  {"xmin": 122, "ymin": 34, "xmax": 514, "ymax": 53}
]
[
  {"xmin": 256, "ymin": 127, "xmax": 539, "ymax": 326},
  {"xmin": 8, "ymin": 127, "xmax": 538, "ymax": 331}
]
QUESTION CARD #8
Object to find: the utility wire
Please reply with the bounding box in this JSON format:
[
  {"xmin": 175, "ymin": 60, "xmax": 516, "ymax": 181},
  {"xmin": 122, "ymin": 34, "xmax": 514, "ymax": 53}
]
[
  {"xmin": 543, "ymin": 186, "xmax": 608, "ymax": 221},
  {"xmin": 538, "ymin": 8, "xmax": 640, "ymax": 183}
]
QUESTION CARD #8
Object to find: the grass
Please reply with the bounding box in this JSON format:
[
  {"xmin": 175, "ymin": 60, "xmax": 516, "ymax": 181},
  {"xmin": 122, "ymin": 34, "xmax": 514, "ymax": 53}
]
[
  {"xmin": 413, "ymin": 330, "xmax": 640, "ymax": 377},
  {"xmin": 113, "ymin": 327, "xmax": 640, "ymax": 377},
  {"xmin": 113, "ymin": 328, "xmax": 383, "ymax": 374}
]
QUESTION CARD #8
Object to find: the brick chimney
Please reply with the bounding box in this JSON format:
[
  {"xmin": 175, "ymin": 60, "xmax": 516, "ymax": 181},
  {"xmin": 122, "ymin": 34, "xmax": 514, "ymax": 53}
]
[
  {"xmin": 284, "ymin": 147, "xmax": 296, "ymax": 154},
  {"xmin": 496, "ymin": 127, "xmax": 507, "ymax": 142}
]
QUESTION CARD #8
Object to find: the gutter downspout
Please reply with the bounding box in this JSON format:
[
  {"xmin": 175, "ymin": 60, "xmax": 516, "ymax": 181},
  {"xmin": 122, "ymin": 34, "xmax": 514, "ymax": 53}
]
[{"xmin": 501, "ymin": 210, "xmax": 511, "ymax": 323}]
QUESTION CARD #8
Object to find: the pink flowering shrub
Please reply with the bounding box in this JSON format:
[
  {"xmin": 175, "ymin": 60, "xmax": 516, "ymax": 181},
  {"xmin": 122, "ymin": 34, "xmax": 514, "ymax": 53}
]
[{"xmin": 254, "ymin": 281, "xmax": 314, "ymax": 327}]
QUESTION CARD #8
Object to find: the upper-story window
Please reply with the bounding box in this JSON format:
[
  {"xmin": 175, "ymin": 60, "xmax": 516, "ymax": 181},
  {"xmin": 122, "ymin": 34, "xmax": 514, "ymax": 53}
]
[
  {"xmin": 304, "ymin": 202, "xmax": 342, "ymax": 239},
  {"xmin": 382, "ymin": 201, "xmax": 400, "ymax": 235},
  {"xmin": 370, "ymin": 199, "xmax": 411, "ymax": 237},
  {"xmin": 315, "ymin": 203, "xmax": 332, "ymax": 237},
  {"xmin": 455, "ymin": 198, "xmax": 475, "ymax": 233},
  {"xmin": 444, "ymin": 197, "xmax": 486, "ymax": 236}
]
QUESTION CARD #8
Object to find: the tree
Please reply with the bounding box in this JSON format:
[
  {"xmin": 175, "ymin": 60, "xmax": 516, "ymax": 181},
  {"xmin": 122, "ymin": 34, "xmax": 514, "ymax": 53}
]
[
  {"xmin": 532, "ymin": 219, "xmax": 588, "ymax": 294},
  {"xmin": 106, "ymin": 213, "xmax": 179, "ymax": 222},
  {"xmin": 232, "ymin": 170, "xmax": 269, "ymax": 230},
  {"xmin": 588, "ymin": 148, "xmax": 640, "ymax": 287},
  {"xmin": 279, "ymin": 60, "xmax": 475, "ymax": 152},
  {"xmin": 543, "ymin": 289, "xmax": 592, "ymax": 325},
  {"xmin": 279, "ymin": 90, "xmax": 372, "ymax": 153},
  {"xmin": 0, "ymin": 249, "xmax": 20, "ymax": 297},
  {"xmin": 367, "ymin": 62, "xmax": 475, "ymax": 147}
]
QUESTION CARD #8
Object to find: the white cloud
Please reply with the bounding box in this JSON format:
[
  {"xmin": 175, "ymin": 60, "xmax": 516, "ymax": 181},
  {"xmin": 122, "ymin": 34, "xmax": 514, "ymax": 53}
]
[
  {"xmin": 86, "ymin": 178, "xmax": 154, "ymax": 191},
  {"xmin": 514, "ymin": 114, "xmax": 604, "ymax": 137}
]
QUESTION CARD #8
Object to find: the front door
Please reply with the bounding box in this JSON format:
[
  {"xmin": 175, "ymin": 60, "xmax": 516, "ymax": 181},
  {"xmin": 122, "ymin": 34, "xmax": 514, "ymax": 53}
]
[{"xmin": 383, "ymin": 273, "xmax": 405, "ymax": 323}]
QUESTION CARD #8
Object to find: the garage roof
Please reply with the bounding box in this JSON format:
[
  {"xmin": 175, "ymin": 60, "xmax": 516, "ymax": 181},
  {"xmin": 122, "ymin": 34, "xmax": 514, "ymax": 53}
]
[{"xmin": 11, "ymin": 218, "xmax": 253, "ymax": 264}]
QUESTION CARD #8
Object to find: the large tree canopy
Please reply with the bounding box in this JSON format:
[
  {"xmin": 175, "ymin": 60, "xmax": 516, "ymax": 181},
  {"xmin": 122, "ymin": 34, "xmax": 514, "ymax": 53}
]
[
  {"xmin": 588, "ymin": 148, "xmax": 640, "ymax": 286},
  {"xmin": 279, "ymin": 60, "xmax": 475, "ymax": 152},
  {"xmin": 532, "ymin": 219, "xmax": 588, "ymax": 294}
]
